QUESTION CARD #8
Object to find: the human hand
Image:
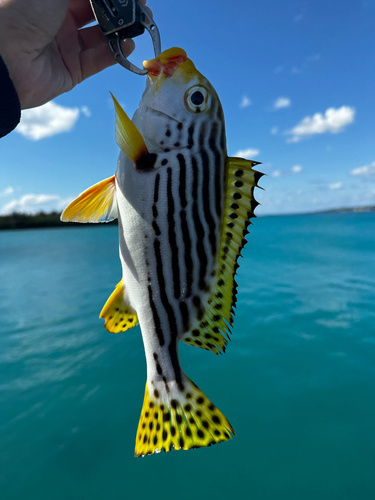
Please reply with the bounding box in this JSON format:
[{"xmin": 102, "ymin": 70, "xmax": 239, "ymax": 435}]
[{"xmin": 0, "ymin": 0, "xmax": 147, "ymax": 109}]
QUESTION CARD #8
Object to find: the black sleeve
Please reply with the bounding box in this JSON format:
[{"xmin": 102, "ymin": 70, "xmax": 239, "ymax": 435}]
[{"xmin": 0, "ymin": 55, "xmax": 21, "ymax": 139}]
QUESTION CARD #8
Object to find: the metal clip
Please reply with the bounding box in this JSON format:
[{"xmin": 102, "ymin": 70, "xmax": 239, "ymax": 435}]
[{"xmin": 90, "ymin": 0, "xmax": 161, "ymax": 75}]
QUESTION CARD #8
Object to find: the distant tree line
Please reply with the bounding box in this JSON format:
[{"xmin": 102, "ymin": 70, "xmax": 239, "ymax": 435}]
[{"xmin": 0, "ymin": 211, "xmax": 117, "ymax": 230}]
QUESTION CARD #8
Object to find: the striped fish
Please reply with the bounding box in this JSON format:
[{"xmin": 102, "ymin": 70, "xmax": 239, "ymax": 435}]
[{"xmin": 62, "ymin": 47, "xmax": 263, "ymax": 457}]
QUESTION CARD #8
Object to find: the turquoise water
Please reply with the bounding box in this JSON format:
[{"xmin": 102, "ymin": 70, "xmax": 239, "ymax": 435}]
[{"xmin": 1, "ymin": 213, "xmax": 375, "ymax": 499}]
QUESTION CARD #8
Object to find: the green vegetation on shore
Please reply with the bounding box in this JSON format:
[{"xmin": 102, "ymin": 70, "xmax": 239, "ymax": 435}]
[
  {"xmin": 0, "ymin": 211, "xmax": 117, "ymax": 230},
  {"xmin": 1, "ymin": 206, "xmax": 375, "ymax": 230}
]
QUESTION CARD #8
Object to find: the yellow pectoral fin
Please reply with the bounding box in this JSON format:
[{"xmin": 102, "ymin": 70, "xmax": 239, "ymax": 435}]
[
  {"xmin": 100, "ymin": 280, "xmax": 138, "ymax": 334},
  {"xmin": 111, "ymin": 93, "xmax": 148, "ymax": 163},
  {"xmin": 61, "ymin": 176, "xmax": 117, "ymax": 223}
]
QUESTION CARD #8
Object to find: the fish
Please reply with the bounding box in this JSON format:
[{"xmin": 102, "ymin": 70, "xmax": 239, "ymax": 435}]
[{"xmin": 61, "ymin": 47, "xmax": 263, "ymax": 457}]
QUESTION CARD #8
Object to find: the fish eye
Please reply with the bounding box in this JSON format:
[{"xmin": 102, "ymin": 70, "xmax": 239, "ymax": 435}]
[{"xmin": 184, "ymin": 86, "xmax": 210, "ymax": 113}]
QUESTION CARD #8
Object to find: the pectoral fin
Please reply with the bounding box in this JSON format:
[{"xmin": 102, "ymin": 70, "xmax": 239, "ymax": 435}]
[
  {"xmin": 100, "ymin": 280, "xmax": 138, "ymax": 334},
  {"xmin": 111, "ymin": 93, "xmax": 149, "ymax": 163},
  {"xmin": 61, "ymin": 176, "xmax": 118, "ymax": 223}
]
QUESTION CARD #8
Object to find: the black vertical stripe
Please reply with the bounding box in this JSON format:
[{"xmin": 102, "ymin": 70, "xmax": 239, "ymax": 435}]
[
  {"xmin": 187, "ymin": 123, "xmax": 195, "ymax": 149},
  {"xmin": 192, "ymin": 156, "xmax": 208, "ymax": 290},
  {"xmin": 154, "ymin": 173, "xmax": 160, "ymax": 203},
  {"xmin": 179, "ymin": 301, "xmax": 190, "ymax": 332},
  {"xmin": 177, "ymin": 153, "xmax": 193, "ymax": 298},
  {"xmin": 198, "ymin": 121, "xmax": 217, "ymax": 256},
  {"xmin": 198, "ymin": 121, "xmax": 206, "ymax": 147},
  {"xmin": 167, "ymin": 167, "xmax": 181, "ymax": 299},
  {"xmin": 177, "ymin": 154, "xmax": 187, "ymax": 208},
  {"xmin": 192, "ymin": 154, "xmax": 199, "ymax": 200},
  {"xmin": 201, "ymin": 148, "xmax": 217, "ymax": 256},
  {"xmin": 153, "ymin": 238, "xmax": 182, "ymax": 385},
  {"xmin": 220, "ymin": 121, "xmax": 226, "ymax": 152},
  {"xmin": 152, "ymin": 173, "xmax": 160, "ymax": 219},
  {"xmin": 180, "ymin": 208, "xmax": 193, "ymax": 297},
  {"xmin": 147, "ymin": 284, "xmax": 164, "ymax": 346},
  {"xmin": 209, "ymin": 121, "xmax": 224, "ymax": 218},
  {"xmin": 152, "ymin": 220, "xmax": 161, "ymax": 236},
  {"xmin": 168, "ymin": 340, "xmax": 183, "ymax": 390}
]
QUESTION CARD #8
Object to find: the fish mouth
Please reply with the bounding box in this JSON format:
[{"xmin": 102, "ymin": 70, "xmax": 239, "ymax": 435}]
[{"xmin": 143, "ymin": 47, "xmax": 188, "ymax": 77}]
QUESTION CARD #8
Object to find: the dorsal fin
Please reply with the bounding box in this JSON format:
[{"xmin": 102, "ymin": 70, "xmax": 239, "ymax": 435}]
[
  {"xmin": 61, "ymin": 176, "xmax": 118, "ymax": 223},
  {"xmin": 111, "ymin": 93, "xmax": 148, "ymax": 163},
  {"xmin": 181, "ymin": 158, "xmax": 264, "ymax": 354},
  {"xmin": 100, "ymin": 279, "xmax": 138, "ymax": 333}
]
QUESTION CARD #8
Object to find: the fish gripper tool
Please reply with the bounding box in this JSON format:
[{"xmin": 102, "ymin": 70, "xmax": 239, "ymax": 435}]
[{"xmin": 89, "ymin": 0, "xmax": 161, "ymax": 75}]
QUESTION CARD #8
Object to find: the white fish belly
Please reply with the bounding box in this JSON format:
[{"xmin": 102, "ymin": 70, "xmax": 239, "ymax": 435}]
[
  {"xmin": 115, "ymin": 144, "xmax": 225, "ymax": 389},
  {"xmin": 116, "ymin": 152, "xmax": 182, "ymax": 385}
]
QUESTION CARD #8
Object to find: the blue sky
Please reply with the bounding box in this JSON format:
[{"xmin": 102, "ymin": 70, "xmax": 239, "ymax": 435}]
[{"xmin": 1, "ymin": 0, "xmax": 375, "ymax": 216}]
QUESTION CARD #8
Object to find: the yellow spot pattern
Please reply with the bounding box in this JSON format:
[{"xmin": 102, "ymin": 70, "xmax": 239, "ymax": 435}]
[
  {"xmin": 135, "ymin": 378, "xmax": 235, "ymax": 457},
  {"xmin": 100, "ymin": 280, "xmax": 138, "ymax": 334}
]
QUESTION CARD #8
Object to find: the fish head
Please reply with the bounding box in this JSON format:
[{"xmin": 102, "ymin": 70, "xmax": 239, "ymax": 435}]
[{"xmin": 133, "ymin": 47, "xmax": 226, "ymax": 154}]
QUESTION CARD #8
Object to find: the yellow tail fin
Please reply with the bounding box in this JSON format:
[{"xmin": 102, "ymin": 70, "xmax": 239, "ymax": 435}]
[{"xmin": 135, "ymin": 376, "xmax": 235, "ymax": 457}]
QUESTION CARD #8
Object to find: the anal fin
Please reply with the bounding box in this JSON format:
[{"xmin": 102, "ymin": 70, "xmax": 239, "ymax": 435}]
[{"xmin": 100, "ymin": 280, "xmax": 138, "ymax": 333}]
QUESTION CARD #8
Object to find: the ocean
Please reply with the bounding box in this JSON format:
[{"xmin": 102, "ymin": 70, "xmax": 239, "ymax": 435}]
[{"xmin": 1, "ymin": 213, "xmax": 374, "ymax": 499}]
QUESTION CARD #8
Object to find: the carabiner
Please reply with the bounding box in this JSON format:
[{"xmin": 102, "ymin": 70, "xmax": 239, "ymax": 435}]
[{"xmin": 90, "ymin": 0, "xmax": 161, "ymax": 75}]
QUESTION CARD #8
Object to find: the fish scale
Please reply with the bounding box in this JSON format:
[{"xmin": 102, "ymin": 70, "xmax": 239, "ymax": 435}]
[{"xmin": 61, "ymin": 47, "xmax": 263, "ymax": 456}]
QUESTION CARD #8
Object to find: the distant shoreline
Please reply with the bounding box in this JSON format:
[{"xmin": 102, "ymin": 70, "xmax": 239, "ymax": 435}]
[
  {"xmin": 0, "ymin": 211, "xmax": 117, "ymax": 231},
  {"xmin": 0, "ymin": 206, "xmax": 374, "ymax": 230},
  {"xmin": 271, "ymin": 205, "xmax": 375, "ymax": 218}
]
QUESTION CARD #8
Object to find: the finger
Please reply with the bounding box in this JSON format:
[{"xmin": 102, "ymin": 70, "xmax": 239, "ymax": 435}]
[
  {"xmin": 69, "ymin": 0, "xmax": 96, "ymax": 29},
  {"xmin": 70, "ymin": 0, "xmax": 148, "ymax": 29},
  {"xmin": 80, "ymin": 38, "xmax": 136, "ymax": 80},
  {"xmin": 78, "ymin": 25, "xmax": 107, "ymax": 51},
  {"xmin": 143, "ymin": 6, "xmax": 154, "ymax": 23}
]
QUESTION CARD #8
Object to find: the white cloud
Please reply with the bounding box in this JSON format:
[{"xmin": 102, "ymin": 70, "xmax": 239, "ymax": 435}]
[
  {"xmin": 271, "ymin": 127, "xmax": 278, "ymax": 135},
  {"xmin": 292, "ymin": 165, "xmax": 303, "ymax": 173},
  {"xmin": 240, "ymin": 96, "xmax": 252, "ymax": 108},
  {"xmin": 271, "ymin": 165, "xmax": 303, "ymax": 177},
  {"xmin": 350, "ymin": 161, "xmax": 375, "ymax": 176},
  {"xmin": 274, "ymin": 66, "xmax": 283, "ymax": 74},
  {"xmin": 274, "ymin": 97, "xmax": 291, "ymax": 110},
  {"xmin": 291, "ymin": 67, "xmax": 302, "ymax": 74},
  {"xmin": 294, "ymin": 14, "xmax": 303, "ymax": 22},
  {"xmin": 16, "ymin": 101, "xmax": 83, "ymax": 140},
  {"xmin": 1, "ymin": 193, "xmax": 72, "ymax": 215},
  {"xmin": 0, "ymin": 187, "xmax": 14, "ymax": 196},
  {"xmin": 81, "ymin": 106, "xmax": 92, "ymax": 117},
  {"xmin": 329, "ymin": 182, "xmax": 343, "ymax": 190},
  {"xmin": 234, "ymin": 148, "xmax": 260, "ymax": 159},
  {"xmin": 285, "ymin": 106, "xmax": 355, "ymax": 143},
  {"xmin": 307, "ymin": 54, "xmax": 321, "ymax": 62}
]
